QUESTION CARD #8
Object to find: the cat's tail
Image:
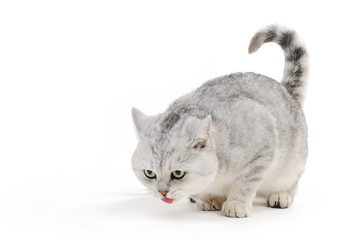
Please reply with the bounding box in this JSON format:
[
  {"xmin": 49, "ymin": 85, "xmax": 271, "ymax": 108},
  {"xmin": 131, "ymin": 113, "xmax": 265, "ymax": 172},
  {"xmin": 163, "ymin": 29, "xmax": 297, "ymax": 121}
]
[{"xmin": 248, "ymin": 25, "xmax": 309, "ymax": 106}]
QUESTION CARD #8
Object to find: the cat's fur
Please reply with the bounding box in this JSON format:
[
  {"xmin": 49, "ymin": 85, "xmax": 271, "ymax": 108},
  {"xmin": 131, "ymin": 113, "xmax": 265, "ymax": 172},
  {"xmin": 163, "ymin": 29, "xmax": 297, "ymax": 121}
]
[{"xmin": 131, "ymin": 25, "xmax": 308, "ymax": 218}]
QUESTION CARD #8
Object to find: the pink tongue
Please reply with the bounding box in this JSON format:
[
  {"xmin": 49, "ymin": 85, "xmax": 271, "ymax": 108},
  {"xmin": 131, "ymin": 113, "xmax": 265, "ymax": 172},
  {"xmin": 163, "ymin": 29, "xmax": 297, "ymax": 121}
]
[{"xmin": 161, "ymin": 197, "xmax": 174, "ymax": 204}]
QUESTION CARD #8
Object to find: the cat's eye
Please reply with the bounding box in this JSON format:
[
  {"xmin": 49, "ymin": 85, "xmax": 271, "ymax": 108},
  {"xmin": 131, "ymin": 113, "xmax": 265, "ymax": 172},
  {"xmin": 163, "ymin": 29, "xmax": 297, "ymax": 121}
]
[
  {"xmin": 171, "ymin": 170, "xmax": 185, "ymax": 180},
  {"xmin": 144, "ymin": 170, "xmax": 156, "ymax": 179}
]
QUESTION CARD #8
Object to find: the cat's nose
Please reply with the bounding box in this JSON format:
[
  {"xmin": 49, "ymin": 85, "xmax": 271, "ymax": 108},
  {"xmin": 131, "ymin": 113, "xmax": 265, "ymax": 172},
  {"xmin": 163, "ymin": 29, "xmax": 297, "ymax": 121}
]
[{"xmin": 159, "ymin": 191, "xmax": 168, "ymax": 196}]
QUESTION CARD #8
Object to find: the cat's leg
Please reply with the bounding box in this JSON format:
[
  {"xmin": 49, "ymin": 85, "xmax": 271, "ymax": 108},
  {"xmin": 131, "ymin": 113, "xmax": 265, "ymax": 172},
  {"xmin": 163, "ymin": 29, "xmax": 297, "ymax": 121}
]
[
  {"xmin": 221, "ymin": 181, "xmax": 255, "ymax": 218},
  {"xmin": 258, "ymin": 157, "xmax": 304, "ymax": 208},
  {"xmin": 190, "ymin": 194, "xmax": 226, "ymax": 211},
  {"xmin": 264, "ymin": 155, "xmax": 306, "ymax": 209},
  {"xmin": 222, "ymin": 155, "xmax": 274, "ymax": 218}
]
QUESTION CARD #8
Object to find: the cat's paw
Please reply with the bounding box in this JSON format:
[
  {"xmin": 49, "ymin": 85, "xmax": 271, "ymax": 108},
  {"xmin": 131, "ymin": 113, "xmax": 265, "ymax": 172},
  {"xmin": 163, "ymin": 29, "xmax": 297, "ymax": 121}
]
[
  {"xmin": 221, "ymin": 200, "xmax": 250, "ymax": 218},
  {"xmin": 191, "ymin": 195, "xmax": 225, "ymax": 211},
  {"xmin": 267, "ymin": 192, "xmax": 293, "ymax": 208}
]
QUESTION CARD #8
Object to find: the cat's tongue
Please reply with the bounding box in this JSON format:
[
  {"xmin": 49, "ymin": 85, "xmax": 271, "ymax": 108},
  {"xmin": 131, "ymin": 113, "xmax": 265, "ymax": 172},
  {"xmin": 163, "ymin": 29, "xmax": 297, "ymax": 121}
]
[{"xmin": 161, "ymin": 197, "xmax": 174, "ymax": 204}]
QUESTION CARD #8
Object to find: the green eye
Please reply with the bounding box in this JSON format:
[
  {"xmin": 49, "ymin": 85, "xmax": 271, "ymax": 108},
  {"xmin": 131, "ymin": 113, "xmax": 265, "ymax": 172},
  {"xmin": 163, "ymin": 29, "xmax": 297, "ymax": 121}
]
[
  {"xmin": 144, "ymin": 170, "xmax": 156, "ymax": 179},
  {"xmin": 171, "ymin": 170, "xmax": 185, "ymax": 179}
]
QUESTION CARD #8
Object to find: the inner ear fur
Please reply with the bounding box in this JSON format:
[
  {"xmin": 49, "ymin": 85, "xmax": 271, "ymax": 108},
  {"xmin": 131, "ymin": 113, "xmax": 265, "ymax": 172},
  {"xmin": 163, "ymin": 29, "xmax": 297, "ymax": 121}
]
[{"xmin": 191, "ymin": 115, "xmax": 212, "ymax": 149}]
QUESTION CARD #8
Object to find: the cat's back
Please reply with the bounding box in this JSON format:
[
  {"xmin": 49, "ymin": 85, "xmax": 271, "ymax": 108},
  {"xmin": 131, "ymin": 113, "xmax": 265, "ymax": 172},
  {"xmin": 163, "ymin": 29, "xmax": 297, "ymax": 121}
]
[
  {"xmin": 170, "ymin": 72, "xmax": 306, "ymax": 139},
  {"xmin": 195, "ymin": 72, "xmax": 292, "ymax": 108}
]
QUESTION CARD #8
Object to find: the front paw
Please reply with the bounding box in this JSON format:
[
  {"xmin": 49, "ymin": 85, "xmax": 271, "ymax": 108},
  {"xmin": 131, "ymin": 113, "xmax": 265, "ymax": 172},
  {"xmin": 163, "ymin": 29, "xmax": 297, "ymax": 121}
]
[
  {"xmin": 191, "ymin": 195, "xmax": 225, "ymax": 211},
  {"xmin": 221, "ymin": 200, "xmax": 251, "ymax": 218}
]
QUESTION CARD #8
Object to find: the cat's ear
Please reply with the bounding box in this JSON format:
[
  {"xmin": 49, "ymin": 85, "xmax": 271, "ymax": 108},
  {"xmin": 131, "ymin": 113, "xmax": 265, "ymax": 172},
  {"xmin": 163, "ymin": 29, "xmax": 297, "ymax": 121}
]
[
  {"xmin": 191, "ymin": 115, "xmax": 212, "ymax": 149},
  {"xmin": 131, "ymin": 107, "xmax": 151, "ymax": 139}
]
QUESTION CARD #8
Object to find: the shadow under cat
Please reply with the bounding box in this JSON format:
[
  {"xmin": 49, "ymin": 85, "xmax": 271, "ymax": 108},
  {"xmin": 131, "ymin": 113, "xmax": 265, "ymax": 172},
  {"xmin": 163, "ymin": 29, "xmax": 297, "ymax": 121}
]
[{"xmin": 70, "ymin": 192, "xmax": 285, "ymax": 222}]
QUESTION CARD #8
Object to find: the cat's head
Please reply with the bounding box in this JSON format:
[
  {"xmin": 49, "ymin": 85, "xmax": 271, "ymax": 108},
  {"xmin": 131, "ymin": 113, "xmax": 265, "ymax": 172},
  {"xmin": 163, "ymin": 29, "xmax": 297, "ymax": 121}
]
[{"xmin": 131, "ymin": 108, "xmax": 218, "ymax": 203}]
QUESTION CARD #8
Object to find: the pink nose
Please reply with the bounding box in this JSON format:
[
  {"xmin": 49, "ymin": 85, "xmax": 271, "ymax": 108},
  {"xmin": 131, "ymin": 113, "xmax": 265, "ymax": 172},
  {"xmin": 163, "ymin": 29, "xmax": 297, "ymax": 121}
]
[{"xmin": 159, "ymin": 191, "xmax": 168, "ymax": 196}]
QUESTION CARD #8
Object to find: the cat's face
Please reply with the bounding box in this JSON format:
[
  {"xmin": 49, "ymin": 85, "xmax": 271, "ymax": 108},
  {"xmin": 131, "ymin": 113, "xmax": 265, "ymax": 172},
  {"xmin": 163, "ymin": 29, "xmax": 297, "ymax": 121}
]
[{"xmin": 131, "ymin": 108, "xmax": 218, "ymax": 203}]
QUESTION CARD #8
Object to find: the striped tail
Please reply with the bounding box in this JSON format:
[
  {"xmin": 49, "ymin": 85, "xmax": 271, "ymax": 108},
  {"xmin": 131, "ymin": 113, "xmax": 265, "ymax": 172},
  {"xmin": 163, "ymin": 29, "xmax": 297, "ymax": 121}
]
[{"xmin": 248, "ymin": 25, "xmax": 309, "ymax": 106}]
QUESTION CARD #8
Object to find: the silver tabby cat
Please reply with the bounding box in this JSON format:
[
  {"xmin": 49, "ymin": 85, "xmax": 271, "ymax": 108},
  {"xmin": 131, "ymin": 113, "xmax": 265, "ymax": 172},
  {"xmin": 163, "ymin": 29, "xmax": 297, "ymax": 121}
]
[{"xmin": 131, "ymin": 25, "xmax": 308, "ymax": 218}]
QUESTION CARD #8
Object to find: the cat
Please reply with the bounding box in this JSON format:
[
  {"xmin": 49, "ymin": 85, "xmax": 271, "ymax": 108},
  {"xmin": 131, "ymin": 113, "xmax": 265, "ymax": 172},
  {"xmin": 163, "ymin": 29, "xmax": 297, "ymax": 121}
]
[{"xmin": 131, "ymin": 24, "xmax": 308, "ymax": 218}]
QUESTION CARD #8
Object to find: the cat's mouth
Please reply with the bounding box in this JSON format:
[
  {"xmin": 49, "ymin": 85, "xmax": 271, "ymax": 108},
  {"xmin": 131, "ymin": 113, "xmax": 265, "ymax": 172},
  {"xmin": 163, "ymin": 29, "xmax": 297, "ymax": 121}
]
[{"xmin": 161, "ymin": 197, "xmax": 174, "ymax": 204}]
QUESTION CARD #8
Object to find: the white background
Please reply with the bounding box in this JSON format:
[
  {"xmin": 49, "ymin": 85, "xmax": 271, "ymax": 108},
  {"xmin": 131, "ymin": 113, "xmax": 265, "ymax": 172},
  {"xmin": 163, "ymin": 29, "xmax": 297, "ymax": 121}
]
[{"xmin": 1, "ymin": 0, "xmax": 352, "ymax": 239}]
